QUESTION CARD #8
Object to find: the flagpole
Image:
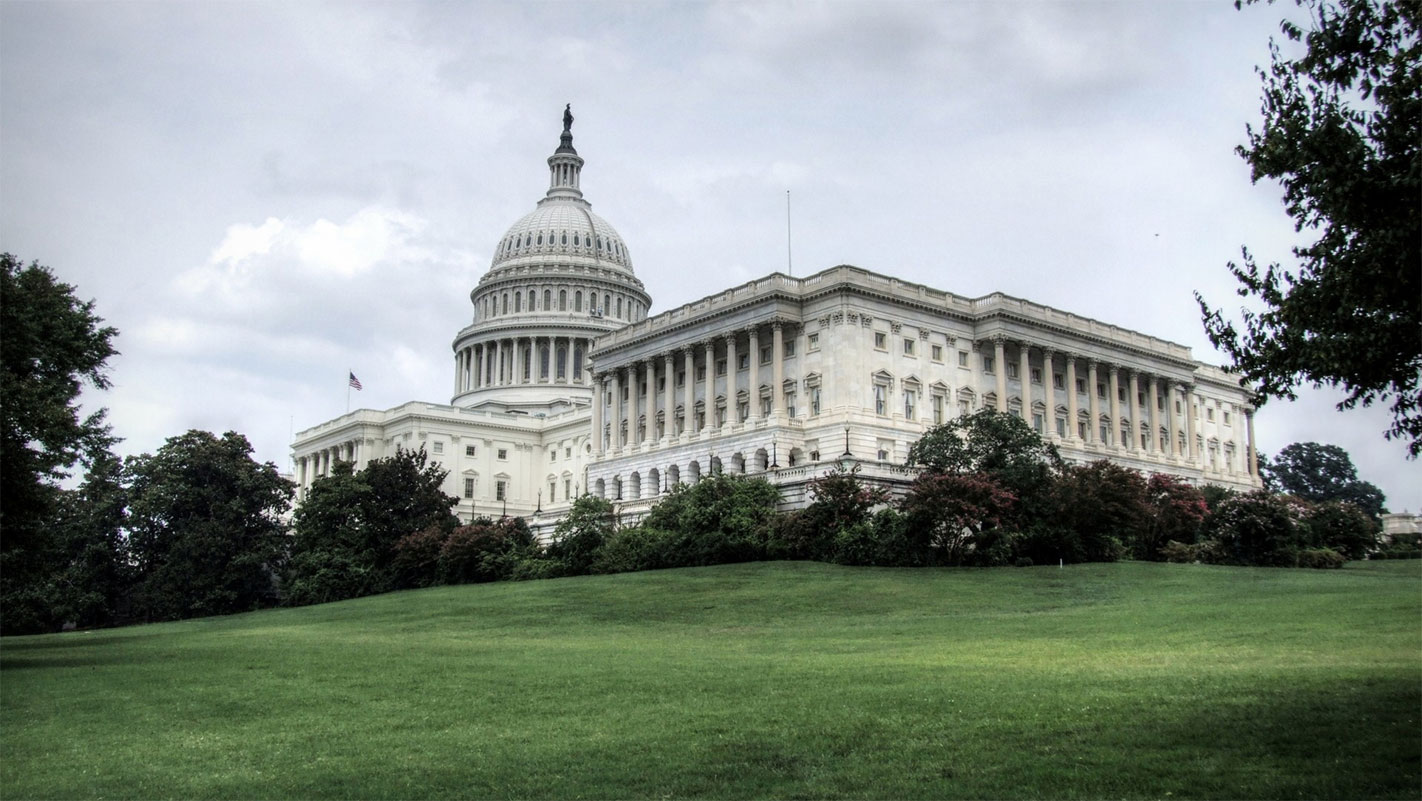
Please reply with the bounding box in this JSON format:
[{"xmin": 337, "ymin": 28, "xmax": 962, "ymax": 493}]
[{"xmin": 346, "ymin": 367, "xmax": 351, "ymax": 414}]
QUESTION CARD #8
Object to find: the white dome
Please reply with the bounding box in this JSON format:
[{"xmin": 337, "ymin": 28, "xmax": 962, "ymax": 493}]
[{"xmin": 489, "ymin": 198, "xmax": 634, "ymax": 275}]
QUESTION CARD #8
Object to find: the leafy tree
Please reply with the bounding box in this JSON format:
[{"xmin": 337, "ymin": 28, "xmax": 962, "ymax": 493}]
[
  {"xmin": 1046, "ymin": 461, "xmax": 1146, "ymax": 564},
  {"xmin": 1202, "ymin": 489, "xmax": 1304, "ymax": 567},
  {"xmin": 0, "ymin": 254, "xmax": 119, "ymax": 634},
  {"xmin": 549, "ymin": 494, "xmax": 617, "ymax": 575},
  {"xmin": 901, "ymin": 472, "xmax": 1017, "ymax": 566},
  {"xmin": 126, "ymin": 431, "xmax": 292, "ymax": 622},
  {"xmin": 49, "ymin": 450, "xmax": 131, "ymax": 628},
  {"xmin": 286, "ymin": 447, "xmax": 458, "ymax": 605},
  {"xmin": 1303, "ymin": 500, "xmax": 1379, "ymax": 559},
  {"xmin": 1264, "ymin": 441, "xmax": 1387, "ymax": 517},
  {"xmin": 639, "ymin": 474, "xmax": 782, "ymax": 567},
  {"xmin": 439, "ymin": 517, "xmax": 534, "ymax": 585},
  {"xmin": 907, "ymin": 409, "xmax": 1061, "ymax": 525},
  {"xmin": 1197, "ymin": 0, "xmax": 1421, "ymax": 454},
  {"xmin": 1141, "ymin": 473, "xmax": 1210, "ymax": 558},
  {"xmin": 782, "ymin": 465, "xmax": 891, "ymax": 561}
]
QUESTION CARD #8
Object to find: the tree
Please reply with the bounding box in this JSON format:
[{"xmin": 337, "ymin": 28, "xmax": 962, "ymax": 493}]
[
  {"xmin": 1142, "ymin": 473, "xmax": 1210, "ymax": 558},
  {"xmin": 639, "ymin": 474, "xmax": 783, "ymax": 567},
  {"xmin": 1265, "ymin": 441, "xmax": 1387, "ymax": 518},
  {"xmin": 126, "ymin": 431, "xmax": 293, "ymax": 622},
  {"xmin": 547, "ymin": 494, "xmax": 616, "ymax": 575},
  {"xmin": 901, "ymin": 472, "xmax": 1017, "ymax": 566},
  {"xmin": 49, "ymin": 450, "xmax": 131, "ymax": 628},
  {"xmin": 907, "ymin": 409, "xmax": 1061, "ymax": 526},
  {"xmin": 286, "ymin": 447, "xmax": 458, "ymax": 605},
  {"xmin": 1047, "ymin": 460, "xmax": 1148, "ymax": 563},
  {"xmin": 1197, "ymin": 0, "xmax": 1421, "ymax": 454},
  {"xmin": 1203, "ymin": 489, "xmax": 1305, "ymax": 567},
  {"xmin": 0, "ymin": 254, "xmax": 119, "ymax": 634}
]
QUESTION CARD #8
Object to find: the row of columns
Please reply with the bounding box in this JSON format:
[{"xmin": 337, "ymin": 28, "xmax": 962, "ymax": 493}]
[
  {"xmin": 592, "ymin": 322, "xmax": 791, "ymax": 456},
  {"xmin": 987, "ymin": 337, "xmax": 1255, "ymax": 474},
  {"xmin": 294, "ymin": 439, "xmax": 363, "ymax": 494},
  {"xmin": 454, "ymin": 335, "xmax": 595, "ymax": 394}
]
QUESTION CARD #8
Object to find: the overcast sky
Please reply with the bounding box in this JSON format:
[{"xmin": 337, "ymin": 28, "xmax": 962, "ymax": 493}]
[{"xmin": 3, "ymin": 0, "xmax": 1417, "ymax": 511}]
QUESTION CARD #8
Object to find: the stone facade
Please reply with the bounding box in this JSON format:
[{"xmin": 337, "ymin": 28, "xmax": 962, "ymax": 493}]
[{"xmin": 292, "ymin": 112, "xmax": 1262, "ymax": 529}]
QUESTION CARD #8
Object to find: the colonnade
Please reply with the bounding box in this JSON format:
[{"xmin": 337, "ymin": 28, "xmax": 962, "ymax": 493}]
[
  {"xmin": 454, "ymin": 335, "xmax": 596, "ymax": 394},
  {"xmin": 475, "ymin": 283, "xmax": 645, "ymax": 325},
  {"xmin": 293, "ymin": 438, "xmax": 365, "ymax": 496},
  {"xmin": 592, "ymin": 321, "xmax": 793, "ymax": 457},
  {"xmin": 984, "ymin": 336, "xmax": 1256, "ymax": 476}
]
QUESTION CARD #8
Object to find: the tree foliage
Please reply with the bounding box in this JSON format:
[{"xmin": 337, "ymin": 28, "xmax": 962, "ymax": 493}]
[
  {"xmin": 1141, "ymin": 473, "xmax": 1210, "ymax": 558},
  {"xmin": 0, "ymin": 254, "xmax": 119, "ymax": 634},
  {"xmin": 640, "ymin": 474, "xmax": 782, "ymax": 566},
  {"xmin": 1197, "ymin": 0, "xmax": 1421, "ymax": 454},
  {"xmin": 285, "ymin": 447, "xmax": 458, "ymax": 606},
  {"xmin": 902, "ymin": 472, "xmax": 1017, "ymax": 566},
  {"xmin": 1264, "ymin": 441, "xmax": 1387, "ymax": 517},
  {"xmin": 906, "ymin": 409, "xmax": 1061, "ymax": 524},
  {"xmin": 126, "ymin": 431, "xmax": 292, "ymax": 622},
  {"xmin": 1047, "ymin": 461, "xmax": 1147, "ymax": 563}
]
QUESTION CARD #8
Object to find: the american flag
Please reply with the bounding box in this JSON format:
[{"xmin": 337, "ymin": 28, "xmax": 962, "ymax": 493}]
[{"xmin": 348, "ymin": 372, "xmax": 363, "ymax": 391}]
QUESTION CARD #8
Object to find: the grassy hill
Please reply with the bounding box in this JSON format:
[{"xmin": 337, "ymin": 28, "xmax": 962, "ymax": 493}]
[{"xmin": 3, "ymin": 560, "xmax": 1419, "ymax": 799}]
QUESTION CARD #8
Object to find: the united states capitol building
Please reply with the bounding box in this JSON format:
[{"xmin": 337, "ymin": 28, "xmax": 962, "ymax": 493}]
[{"xmin": 292, "ymin": 110, "xmax": 1263, "ymax": 527}]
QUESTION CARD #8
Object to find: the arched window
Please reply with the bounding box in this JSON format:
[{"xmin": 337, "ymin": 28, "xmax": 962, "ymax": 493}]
[
  {"xmin": 561, "ymin": 232, "xmax": 568, "ymax": 245},
  {"xmin": 502, "ymin": 293, "xmax": 508, "ymax": 314},
  {"xmin": 573, "ymin": 233, "xmax": 580, "ymax": 247},
  {"xmin": 536, "ymin": 233, "xmax": 543, "ymax": 245},
  {"xmin": 544, "ymin": 289, "xmax": 551, "ymax": 309},
  {"xmin": 596, "ymin": 237, "xmax": 603, "ymax": 250},
  {"xmin": 559, "ymin": 290, "xmax": 567, "ymax": 311},
  {"xmin": 557, "ymin": 346, "xmax": 567, "ymax": 379},
  {"xmin": 540, "ymin": 345, "xmax": 550, "ymax": 379},
  {"xmin": 575, "ymin": 291, "xmax": 582, "ymax": 312},
  {"xmin": 616, "ymin": 297, "xmax": 623, "ymax": 318},
  {"xmin": 573, "ymin": 344, "xmax": 584, "ymax": 377},
  {"xmin": 514, "ymin": 292, "xmax": 521, "ymax": 312},
  {"xmin": 604, "ymin": 293, "xmax": 611, "ymax": 313}
]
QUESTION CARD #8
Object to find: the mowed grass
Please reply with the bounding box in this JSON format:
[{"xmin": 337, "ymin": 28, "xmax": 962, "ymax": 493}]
[{"xmin": 3, "ymin": 561, "xmax": 1419, "ymax": 800}]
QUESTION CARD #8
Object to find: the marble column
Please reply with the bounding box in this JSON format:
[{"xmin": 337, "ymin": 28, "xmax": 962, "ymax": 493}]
[
  {"xmin": 748, "ymin": 327, "xmax": 761, "ymax": 422},
  {"xmin": 725, "ymin": 333, "xmax": 739, "ymax": 426},
  {"xmin": 1185, "ymin": 385, "xmax": 1198, "ymax": 465},
  {"xmin": 1108, "ymin": 366, "xmax": 1121, "ymax": 448},
  {"xmin": 663, "ymin": 352, "xmax": 675, "ymax": 443},
  {"xmin": 1087, "ymin": 360, "xmax": 1100, "ymax": 445},
  {"xmin": 1019, "ymin": 343, "xmax": 1032, "ymax": 426},
  {"xmin": 592, "ymin": 375, "xmax": 605, "ymax": 456},
  {"xmin": 1041, "ymin": 349, "xmax": 1056, "ymax": 437},
  {"xmin": 704, "ymin": 339, "xmax": 717, "ymax": 431},
  {"xmin": 1127, "ymin": 371, "xmax": 1141, "ymax": 452},
  {"xmin": 683, "ymin": 349, "xmax": 695, "ymax": 435},
  {"xmin": 771, "ymin": 322, "xmax": 785, "ymax": 416},
  {"xmin": 1066, "ymin": 355, "xmax": 1079, "ymax": 441},
  {"xmin": 609, "ymin": 368, "xmax": 622, "ymax": 450},
  {"xmin": 643, "ymin": 358, "xmax": 655, "ymax": 443},
  {"xmin": 1148, "ymin": 376, "xmax": 1161, "ymax": 454},
  {"xmin": 1246, "ymin": 408, "xmax": 1259, "ymax": 477},
  {"xmin": 993, "ymin": 338, "xmax": 1008, "ymax": 412},
  {"xmin": 1166, "ymin": 383, "xmax": 1179, "ymax": 458}
]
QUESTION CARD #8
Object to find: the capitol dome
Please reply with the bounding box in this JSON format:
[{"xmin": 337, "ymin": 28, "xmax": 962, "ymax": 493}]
[{"xmin": 450, "ymin": 107, "xmax": 652, "ymax": 411}]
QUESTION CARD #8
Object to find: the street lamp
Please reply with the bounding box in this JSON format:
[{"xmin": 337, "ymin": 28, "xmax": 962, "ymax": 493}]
[
  {"xmin": 770, "ymin": 442, "xmax": 779, "ymax": 469},
  {"xmin": 839, "ymin": 425, "xmax": 854, "ymax": 472}
]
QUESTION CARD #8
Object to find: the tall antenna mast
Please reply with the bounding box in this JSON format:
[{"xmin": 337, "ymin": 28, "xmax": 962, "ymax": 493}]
[{"xmin": 786, "ymin": 190, "xmax": 793, "ymax": 276}]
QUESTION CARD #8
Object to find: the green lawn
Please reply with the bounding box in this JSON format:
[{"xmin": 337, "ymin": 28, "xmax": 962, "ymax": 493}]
[{"xmin": 3, "ymin": 560, "xmax": 1419, "ymax": 800}]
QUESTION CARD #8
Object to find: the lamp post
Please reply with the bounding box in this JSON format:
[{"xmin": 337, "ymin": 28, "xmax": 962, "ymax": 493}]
[
  {"xmin": 770, "ymin": 442, "xmax": 779, "ymax": 470},
  {"xmin": 839, "ymin": 425, "xmax": 854, "ymax": 473}
]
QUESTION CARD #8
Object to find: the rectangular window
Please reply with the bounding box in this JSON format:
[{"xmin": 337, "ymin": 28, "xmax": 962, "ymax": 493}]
[
  {"xmin": 874, "ymin": 385, "xmax": 887, "ymax": 416},
  {"xmin": 983, "ymin": 356, "xmax": 995, "ymax": 374},
  {"xmin": 958, "ymin": 399, "xmax": 970, "ymax": 417},
  {"xmin": 1030, "ymin": 368, "xmax": 1042, "ymax": 384},
  {"xmin": 1007, "ymin": 363, "xmax": 1018, "ymax": 379},
  {"xmin": 958, "ymin": 351, "xmax": 969, "ymax": 367},
  {"xmin": 784, "ymin": 340, "xmax": 796, "ymax": 357},
  {"xmin": 1118, "ymin": 387, "xmax": 1127, "ymax": 402},
  {"xmin": 1138, "ymin": 391, "xmax": 1146, "ymax": 407},
  {"xmin": 565, "ymin": 447, "xmax": 572, "ymax": 458},
  {"xmin": 465, "ymin": 445, "xmax": 477, "ymax": 457},
  {"xmin": 1077, "ymin": 378, "xmax": 1087, "ymax": 394},
  {"xmin": 549, "ymin": 481, "xmax": 556, "ymax": 501},
  {"xmin": 716, "ymin": 359, "xmax": 726, "ymax": 376},
  {"xmin": 760, "ymin": 397, "xmax": 771, "ymax": 416},
  {"xmin": 549, "ymin": 449, "xmax": 556, "ymax": 461},
  {"xmin": 810, "ymin": 387, "xmax": 821, "ymax": 416},
  {"xmin": 760, "ymin": 346, "xmax": 772, "ymax": 364},
  {"xmin": 933, "ymin": 394, "xmax": 944, "ymax": 424},
  {"xmin": 903, "ymin": 338, "xmax": 914, "ymax": 356},
  {"xmin": 1056, "ymin": 416, "xmax": 1066, "ymax": 437},
  {"xmin": 738, "ymin": 353, "xmax": 749, "ymax": 370},
  {"xmin": 1207, "ymin": 407, "xmax": 1215, "ymax": 421},
  {"xmin": 904, "ymin": 390, "xmax": 916, "ymax": 418},
  {"xmin": 564, "ymin": 479, "xmax": 572, "ymax": 499},
  {"xmin": 931, "ymin": 345, "xmax": 943, "ymax": 362},
  {"xmin": 808, "ymin": 333, "xmax": 820, "ymax": 351},
  {"xmin": 1032, "ymin": 412, "xmax": 1044, "ymax": 433},
  {"xmin": 497, "ymin": 448, "xmax": 508, "ymax": 460},
  {"xmin": 1054, "ymin": 373, "xmax": 1065, "ymax": 390},
  {"xmin": 874, "ymin": 332, "xmax": 887, "ymax": 350},
  {"xmin": 739, "ymin": 401, "xmax": 749, "ymax": 421},
  {"xmin": 1097, "ymin": 383, "xmax": 1107, "ymax": 399},
  {"xmin": 1223, "ymin": 411, "xmax": 1232, "ymax": 425},
  {"xmin": 877, "ymin": 448, "xmax": 890, "ymax": 461},
  {"xmin": 658, "ymin": 377, "xmax": 666, "ymax": 391},
  {"xmin": 463, "ymin": 478, "xmax": 474, "ymax": 499},
  {"xmin": 696, "ymin": 366, "xmax": 706, "ymax": 380},
  {"xmin": 785, "ymin": 392, "xmax": 797, "ymax": 418},
  {"xmin": 495, "ymin": 480, "xmax": 507, "ymax": 501},
  {"xmin": 677, "ymin": 371, "xmax": 685, "ymax": 386}
]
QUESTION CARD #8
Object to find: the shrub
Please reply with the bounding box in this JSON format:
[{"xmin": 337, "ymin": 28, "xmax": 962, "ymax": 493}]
[
  {"xmin": 1048, "ymin": 460, "xmax": 1146, "ymax": 563},
  {"xmin": 438, "ymin": 517, "xmax": 532, "ymax": 585},
  {"xmin": 1297, "ymin": 547, "xmax": 1347, "ymax": 569},
  {"xmin": 1141, "ymin": 474, "xmax": 1208, "ymax": 558},
  {"xmin": 1202, "ymin": 490, "xmax": 1303, "ymax": 567},
  {"xmin": 901, "ymin": 472, "xmax": 1016, "ymax": 566},
  {"xmin": 548, "ymin": 495, "xmax": 616, "ymax": 576},
  {"xmin": 390, "ymin": 524, "xmax": 449, "ymax": 588},
  {"xmin": 1303, "ymin": 501, "xmax": 1379, "ymax": 560},
  {"xmin": 591, "ymin": 526, "xmax": 677, "ymax": 574},
  {"xmin": 1014, "ymin": 557, "xmax": 1034, "ymax": 568},
  {"xmin": 640, "ymin": 474, "xmax": 782, "ymax": 567},
  {"xmin": 791, "ymin": 467, "xmax": 890, "ymax": 561}
]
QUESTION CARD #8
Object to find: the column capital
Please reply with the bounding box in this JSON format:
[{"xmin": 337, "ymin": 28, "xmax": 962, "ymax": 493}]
[{"xmin": 1108, "ymin": 364, "xmax": 1120, "ymax": 377}]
